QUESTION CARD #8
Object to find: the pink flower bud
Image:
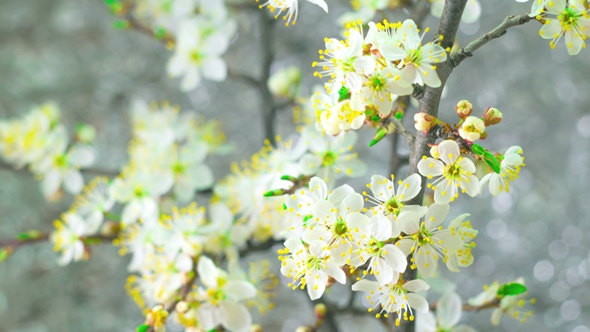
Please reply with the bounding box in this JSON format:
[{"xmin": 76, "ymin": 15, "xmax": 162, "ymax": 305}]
[
  {"xmin": 456, "ymin": 100, "xmax": 473, "ymax": 119},
  {"xmin": 458, "ymin": 116, "xmax": 486, "ymax": 142},
  {"xmin": 414, "ymin": 112, "xmax": 437, "ymax": 134},
  {"xmin": 483, "ymin": 107, "xmax": 503, "ymax": 126}
]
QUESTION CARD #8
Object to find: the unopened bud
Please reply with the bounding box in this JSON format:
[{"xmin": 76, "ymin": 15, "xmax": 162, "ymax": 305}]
[
  {"xmin": 176, "ymin": 301, "xmax": 189, "ymax": 313},
  {"xmin": 268, "ymin": 67, "xmax": 302, "ymax": 98},
  {"xmin": 249, "ymin": 324, "xmax": 263, "ymax": 332},
  {"xmin": 76, "ymin": 123, "xmax": 97, "ymax": 143},
  {"xmin": 100, "ymin": 221, "xmax": 120, "ymax": 237},
  {"xmin": 414, "ymin": 112, "xmax": 437, "ymax": 134},
  {"xmin": 455, "ymin": 100, "xmax": 473, "ymax": 119},
  {"xmin": 483, "ymin": 107, "xmax": 503, "ymax": 126},
  {"xmin": 295, "ymin": 327, "xmax": 313, "ymax": 332},
  {"xmin": 458, "ymin": 116, "xmax": 486, "ymax": 142},
  {"xmin": 314, "ymin": 303, "xmax": 327, "ymax": 320}
]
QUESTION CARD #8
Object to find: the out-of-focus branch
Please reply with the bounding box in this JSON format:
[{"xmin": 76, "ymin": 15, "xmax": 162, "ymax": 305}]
[
  {"xmin": 450, "ymin": 12, "xmax": 534, "ymax": 68},
  {"xmin": 0, "ymin": 160, "xmax": 120, "ymax": 178},
  {"xmin": 430, "ymin": 297, "xmax": 501, "ymax": 312},
  {"xmin": 410, "ymin": 0, "xmax": 432, "ymax": 25},
  {"xmin": 257, "ymin": 13, "xmax": 278, "ymax": 145}
]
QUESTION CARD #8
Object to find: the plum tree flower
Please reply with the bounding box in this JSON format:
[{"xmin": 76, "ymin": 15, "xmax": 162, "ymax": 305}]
[
  {"xmin": 416, "ymin": 291, "xmax": 477, "ymax": 332},
  {"xmin": 299, "ymin": 127, "xmax": 367, "ymax": 188},
  {"xmin": 285, "ymin": 176, "xmax": 354, "ymax": 218},
  {"xmin": 458, "ymin": 116, "xmax": 486, "ymax": 142},
  {"xmin": 381, "ymin": 19, "xmax": 448, "ymax": 87},
  {"xmin": 71, "ymin": 177, "xmax": 115, "ymax": 234},
  {"xmin": 469, "ymin": 278, "xmax": 534, "ymax": 326},
  {"xmin": 167, "ymin": 19, "xmax": 233, "ymax": 91},
  {"xmin": 418, "ymin": 140, "xmax": 479, "ymax": 204},
  {"xmin": 352, "ymin": 277, "xmax": 430, "ymax": 325},
  {"xmin": 538, "ymin": 0, "xmax": 590, "ymax": 55},
  {"xmin": 257, "ymin": 0, "xmax": 328, "ymax": 26},
  {"xmin": 51, "ymin": 212, "xmax": 93, "ymax": 266},
  {"xmin": 363, "ymin": 173, "xmax": 423, "ymax": 221},
  {"xmin": 319, "ymin": 98, "xmax": 367, "ymax": 136},
  {"xmin": 195, "ymin": 256, "xmax": 257, "ymax": 332},
  {"xmin": 354, "ymin": 67, "xmax": 413, "ymax": 116},
  {"xmin": 480, "ymin": 146, "xmax": 525, "ymax": 196},
  {"xmin": 313, "ymin": 26, "xmax": 376, "ymax": 94},
  {"xmin": 396, "ymin": 204, "xmax": 464, "ymax": 277},
  {"xmin": 351, "ymin": 214, "xmax": 408, "ymax": 284},
  {"xmin": 279, "ymin": 237, "xmax": 346, "ymax": 300},
  {"xmin": 34, "ymin": 126, "xmax": 96, "ymax": 198}
]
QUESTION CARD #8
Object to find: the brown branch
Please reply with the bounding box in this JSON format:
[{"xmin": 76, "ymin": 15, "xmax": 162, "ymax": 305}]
[
  {"xmin": 450, "ymin": 12, "xmax": 534, "ymax": 68},
  {"xmin": 401, "ymin": 1, "xmax": 469, "ymax": 331},
  {"xmin": 0, "ymin": 160, "xmax": 120, "ymax": 178},
  {"xmin": 430, "ymin": 297, "xmax": 501, "ymax": 312}
]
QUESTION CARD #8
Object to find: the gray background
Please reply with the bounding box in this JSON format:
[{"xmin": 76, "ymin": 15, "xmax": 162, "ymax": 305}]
[{"xmin": 0, "ymin": 0, "xmax": 589, "ymax": 331}]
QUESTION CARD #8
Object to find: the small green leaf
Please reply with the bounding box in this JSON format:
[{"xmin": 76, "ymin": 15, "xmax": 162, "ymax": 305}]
[
  {"xmin": 280, "ymin": 175, "xmax": 298, "ymax": 182},
  {"xmin": 282, "ymin": 203, "xmax": 287, "ymax": 210},
  {"xmin": 371, "ymin": 115, "xmax": 380, "ymax": 122},
  {"xmin": 369, "ymin": 128, "xmax": 388, "ymax": 147},
  {"xmin": 113, "ymin": 20, "xmax": 130, "ymax": 29},
  {"xmin": 338, "ymin": 86, "xmax": 350, "ymax": 102},
  {"xmin": 154, "ymin": 27, "xmax": 168, "ymax": 39},
  {"xmin": 0, "ymin": 248, "xmax": 11, "ymax": 263},
  {"xmin": 394, "ymin": 111, "xmax": 404, "ymax": 120},
  {"xmin": 483, "ymin": 151, "xmax": 501, "ymax": 174},
  {"xmin": 498, "ymin": 283, "xmax": 527, "ymax": 296},
  {"xmin": 471, "ymin": 143, "xmax": 486, "ymax": 156},
  {"xmin": 16, "ymin": 230, "xmax": 41, "ymax": 241},
  {"xmin": 136, "ymin": 324, "xmax": 149, "ymax": 332},
  {"xmin": 263, "ymin": 189, "xmax": 285, "ymax": 197}
]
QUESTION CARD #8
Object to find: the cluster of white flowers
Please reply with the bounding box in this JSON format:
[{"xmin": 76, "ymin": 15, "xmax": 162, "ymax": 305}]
[
  {"xmin": 0, "ymin": 102, "xmax": 96, "ymax": 199},
  {"xmin": 312, "ymin": 19, "xmax": 447, "ymax": 135},
  {"xmin": 279, "ymin": 175, "xmax": 478, "ymax": 325},
  {"xmin": 128, "ymin": 0, "xmax": 237, "ymax": 90}
]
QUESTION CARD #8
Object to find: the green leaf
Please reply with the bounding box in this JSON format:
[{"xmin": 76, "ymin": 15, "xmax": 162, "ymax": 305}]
[
  {"xmin": 394, "ymin": 111, "xmax": 404, "ymax": 120},
  {"xmin": 483, "ymin": 151, "xmax": 501, "ymax": 174},
  {"xmin": 0, "ymin": 248, "xmax": 11, "ymax": 263},
  {"xmin": 337, "ymin": 86, "xmax": 350, "ymax": 102},
  {"xmin": 498, "ymin": 283, "xmax": 527, "ymax": 296},
  {"xmin": 136, "ymin": 324, "xmax": 149, "ymax": 332},
  {"xmin": 113, "ymin": 20, "xmax": 129, "ymax": 29},
  {"xmin": 263, "ymin": 189, "xmax": 285, "ymax": 197},
  {"xmin": 16, "ymin": 230, "xmax": 41, "ymax": 241},
  {"xmin": 154, "ymin": 27, "xmax": 168, "ymax": 39},
  {"xmin": 369, "ymin": 128, "xmax": 388, "ymax": 147},
  {"xmin": 280, "ymin": 175, "xmax": 298, "ymax": 182},
  {"xmin": 471, "ymin": 143, "xmax": 486, "ymax": 156}
]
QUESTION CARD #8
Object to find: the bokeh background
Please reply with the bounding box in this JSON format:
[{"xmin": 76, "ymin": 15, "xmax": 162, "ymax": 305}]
[{"xmin": 1, "ymin": 0, "xmax": 589, "ymax": 331}]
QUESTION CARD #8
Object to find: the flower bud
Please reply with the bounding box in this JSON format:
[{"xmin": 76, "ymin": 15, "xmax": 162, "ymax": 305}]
[
  {"xmin": 176, "ymin": 301, "xmax": 189, "ymax": 313},
  {"xmin": 458, "ymin": 116, "xmax": 486, "ymax": 142},
  {"xmin": 414, "ymin": 112, "xmax": 437, "ymax": 134},
  {"xmin": 267, "ymin": 66, "xmax": 302, "ymax": 98},
  {"xmin": 483, "ymin": 107, "xmax": 503, "ymax": 126},
  {"xmin": 314, "ymin": 303, "xmax": 327, "ymax": 320},
  {"xmin": 455, "ymin": 100, "xmax": 473, "ymax": 119},
  {"xmin": 249, "ymin": 324, "xmax": 264, "ymax": 332},
  {"xmin": 76, "ymin": 123, "xmax": 97, "ymax": 143}
]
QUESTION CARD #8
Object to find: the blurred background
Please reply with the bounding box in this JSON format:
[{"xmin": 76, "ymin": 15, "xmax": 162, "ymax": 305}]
[{"xmin": 0, "ymin": 0, "xmax": 589, "ymax": 331}]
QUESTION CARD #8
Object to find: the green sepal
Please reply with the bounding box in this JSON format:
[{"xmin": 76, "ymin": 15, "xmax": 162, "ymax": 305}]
[
  {"xmin": 483, "ymin": 151, "xmax": 501, "ymax": 174},
  {"xmin": 497, "ymin": 283, "xmax": 527, "ymax": 296},
  {"xmin": 16, "ymin": 230, "xmax": 42, "ymax": 241},
  {"xmin": 337, "ymin": 86, "xmax": 350, "ymax": 102},
  {"xmin": 394, "ymin": 111, "xmax": 404, "ymax": 120},
  {"xmin": 471, "ymin": 143, "xmax": 486, "ymax": 156},
  {"xmin": 136, "ymin": 324, "xmax": 149, "ymax": 332},
  {"xmin": 369, "ymin": 128, "xmax": 388, "ymax": 147},
  {"xmin": 282, "ymin": 203, "xmax": 287, "ymax": 210},
  {"xmin": 370, "ymin": 115, "xmax": 380, "ymax": 122},
  {"xmin": 113, "ymin": 20, "xmax": 130, "ymax": 29},
  {"xmin": 0, "ymin": 248, "xmax": 11, "ymax": 263}
]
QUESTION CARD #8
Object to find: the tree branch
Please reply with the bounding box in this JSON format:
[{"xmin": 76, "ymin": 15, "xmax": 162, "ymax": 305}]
[
  {"xmin": 257, "ymin": 13, "xmax": 278, "ymax": 145},
  {"xmin": 450, "ymin": 12, "xmax": 534, "ymax": 68},
  {"xmin": 401, "ymin": 1, "xmax": 468, "ymax": 331}
]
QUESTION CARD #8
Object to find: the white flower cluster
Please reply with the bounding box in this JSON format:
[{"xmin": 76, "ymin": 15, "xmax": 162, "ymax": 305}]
[
  {"xmin": 312, "ymin": 19, "xmax": 447, "ymax": 135},
  {"xmin": 129, "ymin": 0, "xmax": 237, "ymax": 90},
  {"xmin": 280, "ymin": 175, "xmax": 478, "ymax": 325},
  {"xmin": 0, "ymin": 102, "xmax": 96, "ymax": 199},
  {"xmin": 418, "ymin": 140, "xmax": 525, "ymax": 202}
]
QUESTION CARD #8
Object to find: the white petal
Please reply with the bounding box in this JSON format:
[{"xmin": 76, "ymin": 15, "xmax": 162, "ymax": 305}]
[
  {"xmin": 407, "ymin": 293, "xmax": 429, "ymax": 313},
  {"xmin": 438, "ymin": 140, "xmax": 460, "ymax": 165},
  {"xmin": 438, "ymin": 291, "xmax": 462, "ymax": 327},
  {"xmin": 224, "ymin": 280, "xmax": 257, "ymax": 301},
  {"xmin": 197, "ymin": 256, "xmax": 218, "ymax": 288},
  {"xmin": 68, "ymin": 145, "xmax": 95, "ymax": 167},
  {"xmin": 220, "ymin": 300, "xmax": 252, "ymax": 332},
  {"xmin": 418, "ymin": 158, "xmax": 444, "ymax": 177},
  {"xmin": 307, "ymin": 0, "xmax": 328, "ymax": 12},
  {"xmin": 201, "ymin": 57, "xmax": 228, "ymax": 81},
  {"xmin": 64, "ymin": 170, "xmax": 84, "ymax": 194},
  {"xmin": 404, "ymin": 279, "xmax": 430, "ymax": 293},
  {"xmin": 424, "ymin": 203, "xmax": 450, "ymax": 229}
]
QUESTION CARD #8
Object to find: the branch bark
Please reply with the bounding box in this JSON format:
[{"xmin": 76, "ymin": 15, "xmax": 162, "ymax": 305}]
[
  {"xmin": 450, "ymin": 12, "xmax": 534, "ymax": 68},
  {"xmin": 400, "ymin": 1, "xmax": 468, "ymax": 331}
]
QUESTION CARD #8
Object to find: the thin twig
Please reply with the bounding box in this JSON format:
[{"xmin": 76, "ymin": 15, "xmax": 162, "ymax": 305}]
[
  {"xmin": 0, "ymin": 161, "xmax": 120, "ymax": 178},
  {"xmin": 390, "ymin": 118, "xmax": 415, "ymax": 150},
  {"xmin": 430, "ymin": 297, "xmax": 501, "ymax": 312},
  {"xmin": 257, "ymin": 13, "xmax": 278, "ymax": 145},
  {"xmin": 450, "ymin": 12, "xmax": 534, "ymax": 68}
]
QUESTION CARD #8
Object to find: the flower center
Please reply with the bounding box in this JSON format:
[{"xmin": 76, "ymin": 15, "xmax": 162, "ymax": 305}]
[
  {"xmin": 559, "ymin": 7, "xmax": 579, "ymax": 30},
  {"xmin": 370, "ymin": 74, "xmax": 386, "ymax": 91},
  {"xmin": 385, "ymin": 198, "xmax": 402, "ymax": 216},
  {"xmin": 54, "ymin": 154, "xmax": 68, "ymax": 168},
  {"xmin": 443, "ymin": 162, "xmax": 462, "ymax": 180},
  {"xmin": 190, "ymin": 51, "xmax": 202, "ymax": 65},
  {"xmin": 407, "ymin": 48, "xmax": 422, "ymax": 66},
  {"xmin": 322, "ymin": 151, "xmax": 337, "ymax": 167},
  {"xmin": 333, "ymin": 218, "xmax": 349, "ymax": 236}
]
